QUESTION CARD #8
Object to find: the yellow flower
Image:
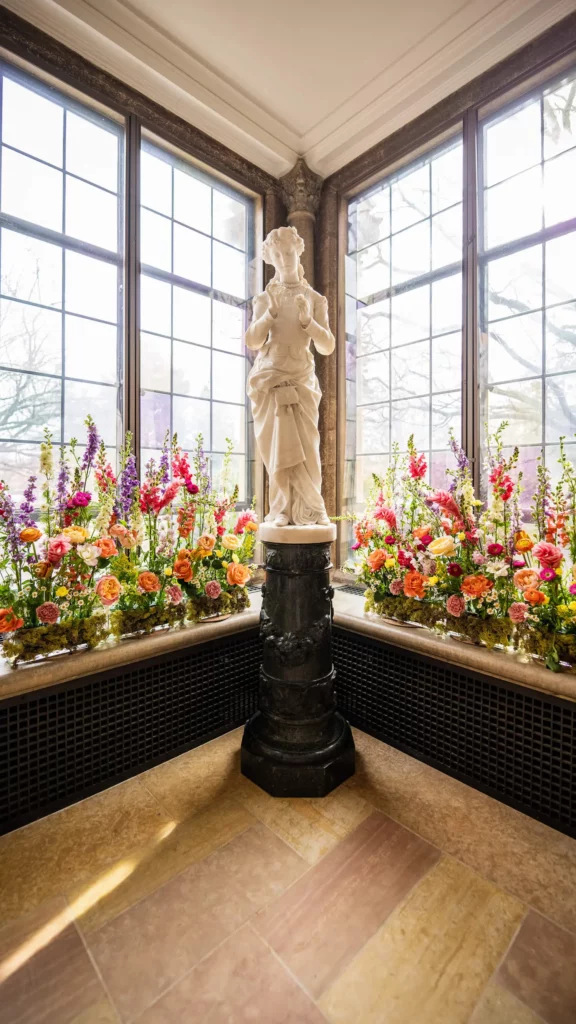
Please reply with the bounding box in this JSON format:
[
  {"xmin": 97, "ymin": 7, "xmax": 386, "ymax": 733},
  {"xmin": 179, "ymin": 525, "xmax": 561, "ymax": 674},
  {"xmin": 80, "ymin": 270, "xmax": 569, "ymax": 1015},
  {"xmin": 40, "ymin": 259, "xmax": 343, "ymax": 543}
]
[
  {"xmin": 543, "ymin": 595, "xmax": 550, "ymax": 605},
  {"xmin": 245, "ymin": 520, "xmax": 258, "ymax": 533},
  {"xmin": 385, "ymin": 557, "xmax": 395, "ymax": 569},
  {"xmin": 232, "ymin": 553, "xmax": 240, "ymax": 564},
  {"xmin": 55, "ymin": 586, "xmax": 68, "ymax": 598},
  {"xmin": 62, "ymin": 526, "xmax": 88, "ymax": 544},
  {"xmin": 163, "ymin": 567, "xmax": 173, "ymax": 576},
  {"xmin": 215, "ymin": 549, "xmax": 224, "ymax": 557},
  {"xmin": 222, "ymin": 560, "xmax": 229, "ymax": 568},
  {"xmin": 426, "ymin": 576, "xmax": 439, "ymax": 586},
  {"xmin": 558, "ymin": 604, "xmax": 569, "ymax": 616},
  {"xmin": 556, "ymin": 568, "xmax": 564, "ymax": 577},
  {"xmin": 222, "ymin": 534, "xmax": 240, "ymax": 551},
  {"xmin": 457, "ymin": 532, "xmax": 466, "ymax": 541},
  {"xmin": 570, "ymin": 601, "xmax": 576, "ymax": 612},
  {"xmin": 428, "ymin": 536, "xmax": 456, "ymax": 557}
]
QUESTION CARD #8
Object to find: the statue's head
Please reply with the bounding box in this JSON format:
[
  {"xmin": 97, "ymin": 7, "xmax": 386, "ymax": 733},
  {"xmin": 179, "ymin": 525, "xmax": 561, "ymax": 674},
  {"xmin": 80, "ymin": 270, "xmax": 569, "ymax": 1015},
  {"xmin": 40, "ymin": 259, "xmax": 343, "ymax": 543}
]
[{"xmin": 262, "ymin": 226, "xmax": 305, "ymax": 280}]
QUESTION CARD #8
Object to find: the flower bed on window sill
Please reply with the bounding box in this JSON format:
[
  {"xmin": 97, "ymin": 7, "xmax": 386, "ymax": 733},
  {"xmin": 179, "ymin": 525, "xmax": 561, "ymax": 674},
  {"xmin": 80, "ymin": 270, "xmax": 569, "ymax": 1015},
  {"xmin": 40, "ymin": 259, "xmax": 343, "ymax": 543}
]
[{"xmin": 1, "ymin": 613, "xmax": 109, "ymax": 665}]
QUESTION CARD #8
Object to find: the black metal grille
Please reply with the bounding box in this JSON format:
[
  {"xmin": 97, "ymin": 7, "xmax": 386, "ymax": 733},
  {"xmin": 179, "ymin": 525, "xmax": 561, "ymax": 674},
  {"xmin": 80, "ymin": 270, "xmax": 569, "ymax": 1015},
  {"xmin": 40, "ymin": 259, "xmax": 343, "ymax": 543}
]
[
  {"xmin": 333, "ymin": 626, "xmax": 576, "ymax": 837},
  {"xmin": 335, "ymin": 584, "xmax": 366, "ymax": 596},
  {"xmin": 0, "ymin": 629, "xmax": 260, "ymax": 835}
]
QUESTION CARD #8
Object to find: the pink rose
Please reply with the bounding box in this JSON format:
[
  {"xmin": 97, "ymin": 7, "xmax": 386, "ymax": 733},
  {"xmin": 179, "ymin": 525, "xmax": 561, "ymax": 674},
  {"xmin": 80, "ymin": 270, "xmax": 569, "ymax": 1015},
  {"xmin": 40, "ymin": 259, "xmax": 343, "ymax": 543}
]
[
  {"xmin": 389, "ymin": 579, "xmax": 403, "ymax": 596},
  {"xmin": 165, "ymin": 584, "xmax": 184, "ymax": 605},
  {"xmin": 532, "ymin": 541, "xmax": 563, "ymax": 569},
  {"xmin": 472, "ymin": 552, "xmax": 486, "ymax": 565},
  {"xmin": 205, "ymin": 580, "xmax": 222, "ymax": 599},
  {"xmin": 36, "ymin": 601, "xmax": 60, "ymax": 624},
  {"xmin": 47, "ymin": 535, "xmax": 72, "ymax": 564},
  {"xmin": 446, "ymin": 594, "xmax": 466, "ymax": 618},
  {"xmin": 508, "ymin": 602, "xmax": 528, "ymax": 623}
]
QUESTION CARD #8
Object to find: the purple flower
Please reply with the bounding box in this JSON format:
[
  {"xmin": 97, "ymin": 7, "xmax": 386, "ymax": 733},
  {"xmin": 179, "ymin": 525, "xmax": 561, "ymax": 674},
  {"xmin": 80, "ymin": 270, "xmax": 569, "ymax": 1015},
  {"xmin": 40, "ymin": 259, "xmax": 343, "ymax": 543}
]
[
  {"xmin": 159, "ymin": 435, "xmax": 170, "ymax": 486},
  {"xmin": 119, "ymin": 453, "xmax": 139, "ymax": 519},
  {"xmin": 57, "ymin": 451, "xmax": 70, "ymax": 514},
  {"xmin": 82, "ymin": 416, "xmax": 100, "ymax": 472},
  {"xmin": 0, "ymin": 486, "xmax": 24, "ymax": 563},
  {"xmin": 539, "ymin": 567, "xmax": 556, "ymax": 581},
  {"xmin": 19, "ymin": 475, "xmax": 37, "ymax": 526}
]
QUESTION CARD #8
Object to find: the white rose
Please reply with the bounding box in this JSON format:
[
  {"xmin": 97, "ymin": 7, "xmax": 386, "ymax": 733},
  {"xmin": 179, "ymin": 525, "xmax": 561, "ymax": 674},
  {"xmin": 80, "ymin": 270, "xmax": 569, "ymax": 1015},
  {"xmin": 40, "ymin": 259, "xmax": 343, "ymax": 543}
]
[{"xmin": 78, "ymin": 543, "xmax": 100, "ymax": 567}]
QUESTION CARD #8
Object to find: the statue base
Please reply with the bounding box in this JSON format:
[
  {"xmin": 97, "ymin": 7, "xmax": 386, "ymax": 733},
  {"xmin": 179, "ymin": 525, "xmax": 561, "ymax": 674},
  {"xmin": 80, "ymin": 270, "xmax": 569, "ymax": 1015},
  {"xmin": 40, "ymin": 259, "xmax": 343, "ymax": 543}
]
[{"xmin": 241, "ymin": 523, "xmax": 355, "ymax": 798}]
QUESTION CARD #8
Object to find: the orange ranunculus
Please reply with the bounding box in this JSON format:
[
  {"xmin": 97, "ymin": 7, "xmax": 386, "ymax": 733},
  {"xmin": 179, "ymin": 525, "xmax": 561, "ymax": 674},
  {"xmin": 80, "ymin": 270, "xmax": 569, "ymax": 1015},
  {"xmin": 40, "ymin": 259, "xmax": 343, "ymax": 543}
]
[
  {"xmin": 173, "ymin": 552, "xmax": 194, "ymax": 583},
  {"xmin": 19, "ymin": 526, "xmax": 42, "ymax": 543},
  {"xmin": 0, "ymin": 607, "xmax": 24, "ymax": 633},
  {"xmin": 33, "ymin": 561, "xmax": 53, "ymax": 579},
  {"xmin": 524, "ymin": 588, "xmax": 547, "ymax": 606},
  {"xmin": 95, "ymin": 575, "xmax": 122, "ymax": 607},
  {"xmin": 403, "ymin": 570, "xmax": 427, "ymax": 599},
  {"xmin": 95, "ymin": 537, "xmax": 116, "ymax": 558},
  {"xmin": 460, "ymin": 574, "xmax": 491, "ymax": 598},
  {"xmin": 513, "ymin": 568, "xmax": 539, "ymax": 592},
  {"xmin": 367, "ymin": 548, "xmax": 387, "ymax": 572},
  {"xmin": 514, "ymin": 530, "xmax": 534, "ymax": 553},
  {"xmin": 138, "ymin": 571, "xmax": 161, "ymax": 593},
  {"xmin": 226, "ymin": 562, "xmax": 251, "ymax": 587},
  {"xmin": 62, "ymin": 526, "xmax": 88, "ymax": 544}
]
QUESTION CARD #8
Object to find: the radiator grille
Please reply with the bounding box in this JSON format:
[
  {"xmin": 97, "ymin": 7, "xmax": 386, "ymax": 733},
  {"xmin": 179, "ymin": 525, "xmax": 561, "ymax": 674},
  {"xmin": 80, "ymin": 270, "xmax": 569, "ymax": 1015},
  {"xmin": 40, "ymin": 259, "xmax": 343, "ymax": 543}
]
[
  {"xmin": 0, "ymin": 629, "xmax": 260, "ymax": 834},
  {"xmin": 333, "ymin": 626, "xmax": 576, "ymax": 835}
]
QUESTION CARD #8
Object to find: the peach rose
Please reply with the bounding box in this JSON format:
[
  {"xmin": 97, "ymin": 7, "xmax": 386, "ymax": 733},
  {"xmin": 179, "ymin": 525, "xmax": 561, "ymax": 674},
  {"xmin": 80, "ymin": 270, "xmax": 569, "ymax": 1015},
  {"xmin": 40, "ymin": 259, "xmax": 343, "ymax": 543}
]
[
  {"xmin": 460, "ymin": 575, "xmax": 491, "ymax": 598},
  {"xmin": 33, "ymin": 560, "xmax": 53, "ymax": 579},
  {"xmin": 428, "ymin": 536, "xmax": 456, "ymax": 557},
  {"xmin": 532, "ymin": 541, "xmax": 563, "ymax": 569},
  {"xmin": 403, "ymin": 570, "xmax": 427, "ymax": 599},
  {"xmin": 513, "ymin": 568, "xmax": 539, "ymax": 591},
  {"xmin": 514, "ymin": 530, "xmax": 534, "ymax": 553},
  {"xmin": 95, "ymin": 537, "xmax": 117, "ymax": 558},
  {"xmin": 524, "ymin": 588, "xmax": 547, "ymax": 606},
  {"xmin": 367, "ymin": 549, "xmax": 387, "ymax": 572},
  {"xmin": 227, "ymin": 562, "xmax": 251, "ymax": 587},
  {"xmin": 197, "ymin": 533, "xmax": 216, "ymax": 554},
  {"xmin": 173, "ymin": 551, "xmax": 194, "ymax": 583},
  {"xmin": 138, "ymin": 571, "xmax": 161, "ymax": 593},
  {"xmin": 0, "ymin": 607, "xmax": 24, "ymax": 633},
  {"xmin": 95, "ymin": 575, "xmax": 122, "ymax": 606},
  {"xmin": 19, "ymin": 526, "xmax": 42, "ymax": 543},
  {"xmin": 62, "ymin": 526, "xmax": 88, "ymax": 544}
]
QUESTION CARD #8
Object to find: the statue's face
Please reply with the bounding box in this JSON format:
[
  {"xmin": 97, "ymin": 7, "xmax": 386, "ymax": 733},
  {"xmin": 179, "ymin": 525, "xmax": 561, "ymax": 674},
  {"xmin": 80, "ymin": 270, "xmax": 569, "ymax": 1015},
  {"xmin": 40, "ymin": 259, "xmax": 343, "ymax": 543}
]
[{"xmin": 270, "ymin": 241, "xmax": 300, "ymax": 277}]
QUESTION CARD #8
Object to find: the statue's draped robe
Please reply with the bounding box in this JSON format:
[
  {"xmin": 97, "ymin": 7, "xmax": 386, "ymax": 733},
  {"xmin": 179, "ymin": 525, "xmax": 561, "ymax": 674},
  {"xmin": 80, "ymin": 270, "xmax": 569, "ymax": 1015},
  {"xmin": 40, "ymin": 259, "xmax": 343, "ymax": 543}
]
[{"xmin": 247, "ymin": 283, "xmax": 330, "ymax": 525}]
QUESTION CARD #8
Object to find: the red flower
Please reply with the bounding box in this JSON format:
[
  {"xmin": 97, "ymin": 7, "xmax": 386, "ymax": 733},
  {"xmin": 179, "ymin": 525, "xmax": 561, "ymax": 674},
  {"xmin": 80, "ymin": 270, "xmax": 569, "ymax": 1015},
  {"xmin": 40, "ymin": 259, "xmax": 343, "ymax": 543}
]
[
  {"xmin": 398, "ymin": 550, "xmax": 414, "ymax": 569},
  {"xmin": 489, "ymin": 465, "xmax": 514, "ymax": 501},
  {"xmin": 427, "ymin": 490, "xmax": 460, "ymax": 519},
  {"xmin": 447, "ymin": 563, "xmax": 463, "ymax": 577},
  {"xmin": 409, "ymin": 453, "xmax": 427, "ymax": 479}
]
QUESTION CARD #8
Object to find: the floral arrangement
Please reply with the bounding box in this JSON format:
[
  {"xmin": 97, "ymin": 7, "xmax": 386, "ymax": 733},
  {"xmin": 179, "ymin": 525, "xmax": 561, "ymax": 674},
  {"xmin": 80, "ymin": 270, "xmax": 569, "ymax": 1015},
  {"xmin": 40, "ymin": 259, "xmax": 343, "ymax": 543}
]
[
  {"xmin": 346, "ymin": 425, "xmax": 576, "ymax": 672},
  {"xmin": 0, "ymin": 420, "xmax": 257, "ymax": 664}
]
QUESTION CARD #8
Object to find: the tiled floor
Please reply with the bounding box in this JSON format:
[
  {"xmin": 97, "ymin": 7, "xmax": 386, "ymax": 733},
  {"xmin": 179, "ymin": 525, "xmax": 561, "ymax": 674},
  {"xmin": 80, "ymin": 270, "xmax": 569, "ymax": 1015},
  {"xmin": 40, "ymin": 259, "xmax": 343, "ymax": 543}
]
[{"xmin": 1, "ymin": 728, "xmax": 576, "ymax": 1023}]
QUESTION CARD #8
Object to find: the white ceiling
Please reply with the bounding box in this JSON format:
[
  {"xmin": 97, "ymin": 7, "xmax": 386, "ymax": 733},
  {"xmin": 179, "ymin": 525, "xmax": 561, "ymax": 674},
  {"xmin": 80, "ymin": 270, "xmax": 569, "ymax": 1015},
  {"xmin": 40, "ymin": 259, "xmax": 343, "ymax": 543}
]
[{"xmin": 6, "ymin": 0, "xmax": 576, "ymax": 178}]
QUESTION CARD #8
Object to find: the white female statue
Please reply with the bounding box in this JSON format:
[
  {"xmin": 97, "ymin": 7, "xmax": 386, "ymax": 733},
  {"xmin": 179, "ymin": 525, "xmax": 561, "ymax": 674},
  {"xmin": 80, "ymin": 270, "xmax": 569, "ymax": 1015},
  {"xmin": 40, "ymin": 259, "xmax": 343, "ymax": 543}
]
[{"xmin": 246, "ymin": 226, "xmax": 335, "ymax": 527}]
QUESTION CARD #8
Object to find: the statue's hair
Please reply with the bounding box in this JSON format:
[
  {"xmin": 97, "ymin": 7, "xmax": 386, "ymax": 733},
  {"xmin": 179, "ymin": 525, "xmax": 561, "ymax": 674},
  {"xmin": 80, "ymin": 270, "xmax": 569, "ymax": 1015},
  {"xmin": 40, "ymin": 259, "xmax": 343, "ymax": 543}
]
[{"xmin": 262, "ymin": 225, "xmax": 305, "ymax": 264}]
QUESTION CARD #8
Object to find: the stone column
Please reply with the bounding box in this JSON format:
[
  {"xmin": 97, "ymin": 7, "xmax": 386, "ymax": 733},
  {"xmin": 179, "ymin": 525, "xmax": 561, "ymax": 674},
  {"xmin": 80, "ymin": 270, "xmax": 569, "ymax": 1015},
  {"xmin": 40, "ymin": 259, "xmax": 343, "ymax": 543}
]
[
  {"xmin": 241, "ymin": 523, "xmax": 355, "ymax": 797},
  {"xmin": 278, "ymin": 158, "xmax": 322, "ymax": 286}
]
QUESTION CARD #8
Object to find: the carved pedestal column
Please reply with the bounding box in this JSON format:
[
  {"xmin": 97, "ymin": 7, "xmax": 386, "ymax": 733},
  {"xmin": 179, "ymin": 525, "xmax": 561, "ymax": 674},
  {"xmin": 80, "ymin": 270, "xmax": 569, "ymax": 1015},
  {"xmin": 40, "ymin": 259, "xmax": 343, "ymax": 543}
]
[
  {"xmin": 278, "ymin": 158, "xmax": 322, "ymax": 286},
  {"xmin": 241, "ymin": 524, "xmax": 355, "ymax": 797}
]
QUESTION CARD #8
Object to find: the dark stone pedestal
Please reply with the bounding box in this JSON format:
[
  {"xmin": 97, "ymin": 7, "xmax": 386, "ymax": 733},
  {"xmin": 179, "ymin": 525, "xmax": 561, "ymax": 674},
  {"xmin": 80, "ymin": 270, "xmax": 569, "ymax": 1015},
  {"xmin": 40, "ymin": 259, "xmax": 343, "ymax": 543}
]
[{"xmin": 241, "ymin": 534, "xmax": 355, "ymax": 797}]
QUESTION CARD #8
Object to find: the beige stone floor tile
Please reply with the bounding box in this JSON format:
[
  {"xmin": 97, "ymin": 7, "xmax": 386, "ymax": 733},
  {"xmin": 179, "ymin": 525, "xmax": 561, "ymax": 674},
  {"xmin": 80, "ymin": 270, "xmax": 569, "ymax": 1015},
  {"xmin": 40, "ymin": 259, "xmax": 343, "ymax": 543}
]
[
  {"xmin": 497, "ymin": 909, "xmax": 576, "ymax": 1024},
  {"xmin": 470, "ymin": 983, "xmax": 546, "ymax": 1024},
  {"xmin": 347, "ymin": 729, "xmax": 576, "ymax": 933},
  {"xmin": 141, "ymin": 728, "xmax": 244, "ymax": 819},
  {"xmin": 72, "ymin": 794, "xmax": 256, "ymax": 934},
  {"xmin": 235, "ymin": 774, "xmax": 372, "ymax": 864},
  {"xmin": 318, "ymin": 855, "xmax": 525, "ymax": 1024},
  {"xmin": 0, "ymin": 778, "xmax": 171, "ymax": 928}
]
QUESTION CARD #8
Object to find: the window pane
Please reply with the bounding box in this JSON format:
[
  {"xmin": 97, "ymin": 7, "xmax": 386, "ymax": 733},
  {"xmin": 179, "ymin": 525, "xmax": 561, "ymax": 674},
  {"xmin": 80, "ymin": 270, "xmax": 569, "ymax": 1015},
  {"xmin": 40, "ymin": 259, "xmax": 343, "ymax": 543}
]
[
  {"xmin": 486, "ymin": 378, "xmax": 542, "ymax": 445},
  {"xmin": 358, "ymin": 298, "xmax": 389, "ymax": 355},
  {"xmin": 431, "ymin": 390, "xmax": 460, "ymax": 448},
  {"xmin": 174, "ymin": 169, "xmax": 211, "ymax": 233},
  {"xmin": 66, "ymin": 176, "xmax": 118, "ymax": 251},
  {"xmin": 391, "ymin": 396, "xmax": 429, "ymax": 450},
  {"xmin": 484, "ymin": 101, "xmax": 541, "ymax": 186},
  {"xmin": 431, "ymin": 332, "xmax": 461, "ymax": 392},
  {"xmin": 546, "ymin": 372, "xmax": 576, "ymax": 441},
  {"xmin": 391, "ymin": 164, "xmax": 429, "ymax": 232},
  {"xmin": 391, "ymin": 285, "xmax": 429, "ymax": 346},
  {"xmin": 65, "ymin": 381, "xmax": 117, "ymax": 444},
  {"xmin": 544, "ymin": 76, "xmax": 576, "ymax": 159},
  {"xmin": 211, "ymin": 452, "xmax": 246, "ymax": 502},
  {"xmin": 486, "ymin": 245, "xmax": 542, "ymax": 321},
  {"xmin": 212, "ymin": 350, "xmax": 245, "ymax": 403},
  {"xmin": 391, "ymin": 340, "xmax": 429, "ymax": 398},
  {"xmin": 1, "ymin": 229, "xmax": 62, "ymax": 309},
  {"xmin": 546, "ymin": 234, "xmax": 576, "ymax": 306},
  {"xmin": 173, "ymin": 395, "xmax": 210, "ymax": 448},
  {"xmin": 391, "ymin": 220, "xmax": 430, "ymax": 285},
  {"xmin": 352, "ymin": 187, "xmax": 390, "ymax": 250},
  {"xmin": 487, "ymin": 312, "xmax": 542, "ymax": 383},
  {"xmin": 544, "ymin": 148, "xmax": 576, "ymax": 227},
  {"xmin": 357, "ymin": 352, "xmax": 389, "ymax": 404},
  {"xmin": 212, "ymin": 402, "xmax": 245, "ymax": 452},
  {"xmin": 141, "ymin": 332, "xmax": 170, "ymax": 392},
  {"xmin": 65, "ymin": 315, "xmax": 117, "ymax": 385},
  {"xmin": 66, "ymin": 111, "xmax": 118, "ymax": 191},
  {"xmin": 484, "ymin": 166, "xmax": 542, "ymax": 248},
  {"xmin": 2, "ymin": 77, "xmax": 63, "ymax": 166},
  {"xmin": 432, "ymin": 273, "xmax": 462, "ymax": 336},
  {"xmin": 141, "ymin": 390, "xmax": 170, "ymax": 448},
  {"xmin": 141, "ymin": 208, "xmax": 171, "ymax": 272},
  {"xmin": 2, "ymin": 147, "xmax": 62, "ymax": 231},
  {"xmin": 0, "ymin": 369, "xmax": 61, "ymax": 440},
  {"xmin": 65, "ymin": 251, "xmax": 118, "ymax": 322},
  {"xmin": 357, "ymin": 240, "xmax": 389, "ymax": 299},
  {"xmin": 141, "ymin": 275, "xmax": 171, "ymax": 335},
  {"xmin": 141, "ymin": 149, "xmax": 172, "ymax": 215},
  {"xmin": 357, "ymin": 404, "xmax": 389, "ymax": 454},
  {"xmin": 173, "ymin": 223, "xmax": 211, "ymax": 285},
  {"xmin": 213, "ymin": 300, "xmax": 243, "ymax": 354},
  {"xmin": 213, "ymin": 191, "xmax": 246, "ymax": 249},
  {"xmin": 0, "ymin": 441, "xmax": 42, "ymax": 500},
  {"xmin": 172, "ymin": 341, "xmax": 211, "ymax": 398},
  {"xmin": 431, "ymin": 144, "xmax": 462, "ymax": 213},
  {"xmin": 546, "ymin": 302, "xmax": 576, "ymax": 374},
  {"xmin": 213, "ymin": 241, "xmax": 245, "ymax": 298},
  {"xmin": 0, "ymin": 299, "xmax": 61, "ymax": 375},
  {"xmin": 173, "ymin": 287, "xmax": 210, "ymax": 345},
  {"xmin": 431, "ymin": 204, "xmax": 461, "ymax": 271}
]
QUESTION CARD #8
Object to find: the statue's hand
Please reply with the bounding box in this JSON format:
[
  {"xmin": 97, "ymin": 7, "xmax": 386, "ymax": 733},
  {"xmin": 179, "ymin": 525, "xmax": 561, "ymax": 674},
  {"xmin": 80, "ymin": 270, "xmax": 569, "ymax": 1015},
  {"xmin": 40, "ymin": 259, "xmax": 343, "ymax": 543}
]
[
  {"xmin": 266, "ymin": 291, "xmax": 280, "ymax": 320},
  {"xmin": 295, "ymin": 294, "xmax": 311, "ymax": 327}
]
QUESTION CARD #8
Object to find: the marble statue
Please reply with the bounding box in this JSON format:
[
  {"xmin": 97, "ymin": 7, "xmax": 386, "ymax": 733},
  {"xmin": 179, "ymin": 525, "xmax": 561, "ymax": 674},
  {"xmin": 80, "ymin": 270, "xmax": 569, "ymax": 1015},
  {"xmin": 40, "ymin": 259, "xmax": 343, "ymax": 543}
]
[{"xmin": 246, "ymin": 226, "xmax": 335, "ymax": 527}]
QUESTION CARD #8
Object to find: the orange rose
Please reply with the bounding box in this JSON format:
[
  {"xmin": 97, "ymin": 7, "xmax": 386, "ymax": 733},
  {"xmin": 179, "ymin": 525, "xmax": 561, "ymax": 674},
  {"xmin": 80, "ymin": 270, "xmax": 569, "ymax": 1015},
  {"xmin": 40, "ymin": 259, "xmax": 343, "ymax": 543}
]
[
  {"xmin": 95, "ymin": 537, "xmax": 116, "ymax": 558},
  {"xmin": 174, "ymin": 552, "xmax": 194, "ymax": 583},
  {"xmin": 33, "ymin": 561, "xmax": 53, "ymax": 579},
  {"xmin": 0, "ymin": 607, "xmax": 24, "ymax": 633},
  {"xmin": 226, "ymin": 562, "xmax": 251, "ymax": 587},
  {"xmin": 525, "ymin": 588, "xmax": 547, "ymax": 606},
  {"xmin": 367, "ymin": 549, "xmax": 387, "ymax": 572},
  {"xmin": 403, "ymin": 570, "xmax": 427, "ymax": 599},
  {"xmin": 197, "ymin": 533, "xmax": 216, "ymax": 554},
  {"xmin": 461, "ymin": 575, "xmax": 491, "ymax": 598},
  {"xmin": 138, "ymin": 571, "xmax": 161, "ymax": 593},
  {"xmin": 95, "ymin": 575, "xmax": 122, "ymax": 606},
  {"xmin": 514, "ymin": 530, "xmax": 534, "ymax": 553},
  {"xmin": 19, "ymin": 526, "xmax": 42, "ymax": 543}
]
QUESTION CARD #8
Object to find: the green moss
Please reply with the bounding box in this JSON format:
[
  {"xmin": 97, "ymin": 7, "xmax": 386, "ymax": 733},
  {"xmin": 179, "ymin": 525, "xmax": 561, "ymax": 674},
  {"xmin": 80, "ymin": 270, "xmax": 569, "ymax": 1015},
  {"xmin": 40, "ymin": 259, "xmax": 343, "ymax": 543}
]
[
  {"xmin": 447, "ymin": 613, "xmax": 513, "ymax": 650},
  {"xmin": 187, "ymin": 587, "xmax": 250, "ymax": 623},
  {"xmin": 367, "ymin": 592, "xmax": 445, "ymax": 629},
  {"xmin": 2, "ymin": 614, "xmax": 108, "ymax": 665},
  {"xmin": 109, "ymin": 603, "xmax": 186, "ymax": 639}
]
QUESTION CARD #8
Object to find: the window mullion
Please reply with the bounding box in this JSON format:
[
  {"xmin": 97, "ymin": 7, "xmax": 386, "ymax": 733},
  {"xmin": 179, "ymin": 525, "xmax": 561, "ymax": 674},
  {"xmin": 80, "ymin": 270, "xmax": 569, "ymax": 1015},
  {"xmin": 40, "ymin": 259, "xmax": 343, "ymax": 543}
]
[
  {"xmin": 462, "ymin": 107, "xmax": 480, "ymax": 493},
  {"xmin": 124, "ymin": 113, "xmax": 141, "ymax": 472}
]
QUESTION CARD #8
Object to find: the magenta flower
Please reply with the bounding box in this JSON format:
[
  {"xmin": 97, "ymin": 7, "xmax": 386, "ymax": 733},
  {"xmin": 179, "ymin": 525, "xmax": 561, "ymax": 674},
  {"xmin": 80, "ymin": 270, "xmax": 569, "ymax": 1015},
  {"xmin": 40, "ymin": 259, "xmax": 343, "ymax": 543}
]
[
  {"xmin": 446, "ymin": 594, "xmax": 466, "ymax": 618},
  {"xmin": 508, "ymin": 602, "xmax": 528, "ymax": 624},
  {"xmin": 512, "ymin": 559, "xmax": 526, "ymax": 569},
  {"xmin": 68, "ymin": 490, "xmax": 91, "ymax": 508},
  {"xmin": 205, "ymin": 580, "xmax": 222, "ymax": 599},
  {"xmin": 351, "ymin": 541, "xmax": 361, "ymax": 550},
  {"xmin": 389, "ymin": 579, "xmax": 403, "ymax": 596},
  {"xmin": 570, "ymin": 584, "xmax": 576, "ymax": 596},
  {"xmin": 420, "ymin": 534, "xmax": 433, "ymax": 547},
  {"xmin": 36, "ymin": 601, "xmax": 60, "ymax": 624},
  {"xmin": 384, "ymin": 534, "xmax": 395, "ymax": 545},
  {"xmin": 487, "ymin": 542, "xmax": 504, "ymax": 556},
  {"xmin": 539, "ymin": 567, "xmax": 556, "ymax": 581}
]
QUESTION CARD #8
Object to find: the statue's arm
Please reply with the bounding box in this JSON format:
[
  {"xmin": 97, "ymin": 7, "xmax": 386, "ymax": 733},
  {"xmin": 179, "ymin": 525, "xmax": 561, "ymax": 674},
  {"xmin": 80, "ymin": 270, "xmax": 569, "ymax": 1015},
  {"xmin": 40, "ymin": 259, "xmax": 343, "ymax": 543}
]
[
  {"xmin": 306, "ymin": 294, "xmax": 335, "ymax": 356},
  {"xmin": 245, "ymin": 293, "xmax": 274, "ymax": 350}
]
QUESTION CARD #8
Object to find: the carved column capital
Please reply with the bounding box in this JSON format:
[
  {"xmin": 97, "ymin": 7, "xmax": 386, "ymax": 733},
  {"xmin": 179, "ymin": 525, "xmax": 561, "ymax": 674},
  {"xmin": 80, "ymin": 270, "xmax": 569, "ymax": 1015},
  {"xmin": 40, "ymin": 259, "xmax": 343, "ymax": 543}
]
[{"xmin": 279, "ymin": 158, "xmax": 323, "ymax": 217}]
